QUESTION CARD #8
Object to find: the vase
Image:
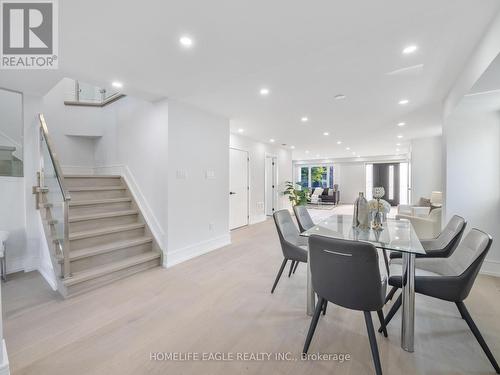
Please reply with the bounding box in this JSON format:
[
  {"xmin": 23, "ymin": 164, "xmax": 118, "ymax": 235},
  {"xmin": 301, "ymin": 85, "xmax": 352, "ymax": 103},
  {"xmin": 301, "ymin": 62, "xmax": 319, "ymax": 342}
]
[{"xmin": 353, "ymin": 192, "xmax": 369, "ymax": 229}]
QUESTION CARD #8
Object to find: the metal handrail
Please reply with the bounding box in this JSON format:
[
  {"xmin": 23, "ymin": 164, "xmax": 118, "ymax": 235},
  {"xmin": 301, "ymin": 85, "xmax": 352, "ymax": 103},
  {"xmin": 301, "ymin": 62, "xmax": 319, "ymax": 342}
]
[{"xmin": 38, "ymin": 113, "xmax": 71, "ymax": 278}]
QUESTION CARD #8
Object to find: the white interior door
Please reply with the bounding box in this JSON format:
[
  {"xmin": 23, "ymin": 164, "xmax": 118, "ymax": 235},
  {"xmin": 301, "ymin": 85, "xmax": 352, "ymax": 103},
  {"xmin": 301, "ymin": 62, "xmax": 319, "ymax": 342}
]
[
  {"xmin": 229, "ymin": 148, "xmax": 249, "ymax": 230},
  {"xmin": 265, "ymin": 156, "xmax": 277, "ymax": 216}
]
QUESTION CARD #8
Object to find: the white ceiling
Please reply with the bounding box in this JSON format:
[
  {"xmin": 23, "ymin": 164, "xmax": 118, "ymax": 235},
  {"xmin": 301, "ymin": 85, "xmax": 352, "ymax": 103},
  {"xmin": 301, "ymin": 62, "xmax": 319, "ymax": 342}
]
[{"xmin": 1, "ymin": 0, "xmax": 499, "ymax": 159}]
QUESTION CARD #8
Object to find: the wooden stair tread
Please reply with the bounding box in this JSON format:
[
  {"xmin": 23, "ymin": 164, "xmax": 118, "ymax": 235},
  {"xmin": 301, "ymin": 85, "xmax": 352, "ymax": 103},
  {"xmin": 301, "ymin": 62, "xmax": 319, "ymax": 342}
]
[
  {"xmin": 69, "ymin": 197, "xmax": 132, "ymax": 206},
  {"xmin": 69, "ymin": 223, "xmax": 145, "ymax": 240},
  {"xmin": 69, "ymin": 210, "xmax": 138, "ymax": 222},
  {"xmin": 66, "ymin": 236, "xmax": 153, "ymax": 261},
  {"xmin": 65, "ymin": 175, "xmax": 121, "ymax": 179},
  {"xmin": 68, "ymin": 186, "xmax": 126, "ymax": 192},
  {"xmin": 63, "ymin": 252, "xmax": 160, "ymax": 286}
]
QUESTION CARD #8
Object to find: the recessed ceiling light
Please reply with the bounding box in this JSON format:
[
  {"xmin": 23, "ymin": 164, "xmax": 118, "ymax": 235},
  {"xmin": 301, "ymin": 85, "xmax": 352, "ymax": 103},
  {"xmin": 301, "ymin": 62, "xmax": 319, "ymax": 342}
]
[
  {"xmin": 259, "ymin": 88, "xmax": 270, "ymax": 96},
  {"xmin": 269, "ymin": 138, "xmax": 275, "ymax": 143},
  {"xmin": 305, "ymin": 150, "xmax": 309, "ymax": 154},
  {"xmin": 396, "ymin": 148, "xmax": 401, "ymax": 152},
  {"xmin": 346, "ymin": 147, "xmax": 351, "ymax": 151},
  {"xmin": 337, "ymin": 141, "xmax": 342, "ymax": 145},
  {"xmin": 237, "ymin": 128, "xmax": 244, "ymax": 133},
  {"xmin": 397, "ymin": 122, "xmax": 406, "ymax": 127},
  {"xmin": 397, "ymin": 135, "xmax": 404, "ymax": 139},
  {"xmin": 334, "ymin": 94, "xmax": 347, "ymax": 100},
  {"xmin": 402, "ymin": 45, "xmax": 418, "ymax": 55},
  {"xmin": 111, "ymin": 81, "xmax": 123, "ymax": 89},
  {"xmin": 399, "ymin": 99, "xmax": 409, "ymax": 105},
  {"xmin": 352, "ymin": 152, "xmax": 356, "ymax": 155},
  {"xmin": 290, "ymin": 145, "xmax": 295, "ymax": 149},
  {"xmin": 396, "ymin": 143, "xmax": 401, "ymax": 146},
  {"xmin": 323, "ymin": 132, "xmax": 329, "ymax": 136},
  {"xmin": 179, "ymin": 36, "xmax": 194, "ymax": 48},
  {"xmin": 301, "ymin": 116, "xmax": 309, "ymax": 123}
]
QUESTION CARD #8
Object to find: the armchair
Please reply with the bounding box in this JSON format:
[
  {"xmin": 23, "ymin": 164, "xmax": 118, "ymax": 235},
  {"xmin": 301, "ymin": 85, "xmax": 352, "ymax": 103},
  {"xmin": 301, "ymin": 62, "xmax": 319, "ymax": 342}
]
[{"xmin": 396, "ymin": 207, "xmax": 442, "ymax": 239}]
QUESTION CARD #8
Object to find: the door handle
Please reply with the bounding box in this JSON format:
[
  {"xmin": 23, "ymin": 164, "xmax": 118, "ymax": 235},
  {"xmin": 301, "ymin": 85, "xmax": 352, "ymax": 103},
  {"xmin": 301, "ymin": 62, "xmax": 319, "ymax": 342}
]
[{"xmin": 229, "ymin": 191, "xmax": 236, "ymax": 195}]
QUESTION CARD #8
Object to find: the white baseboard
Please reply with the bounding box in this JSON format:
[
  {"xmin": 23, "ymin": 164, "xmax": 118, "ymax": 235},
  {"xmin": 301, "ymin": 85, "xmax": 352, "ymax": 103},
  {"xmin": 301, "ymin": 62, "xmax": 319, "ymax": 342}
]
[
  {"xmin": 481, "ymin": 259, "xmax": 500, "ymax": 277},
  {"xmin": 0, "ymin": 340, "xmax": 10, "ymax": 375},
  {"xmin": 249, "ymin": 214, "xmax": 267, "ymax": 225},
  {"xmin": 165, "ymin": 234, "xmax": 231, "ymax": 268},
  {"xmin": 93, "ymin": 164, "xmax": 166, "ymax": 250}
]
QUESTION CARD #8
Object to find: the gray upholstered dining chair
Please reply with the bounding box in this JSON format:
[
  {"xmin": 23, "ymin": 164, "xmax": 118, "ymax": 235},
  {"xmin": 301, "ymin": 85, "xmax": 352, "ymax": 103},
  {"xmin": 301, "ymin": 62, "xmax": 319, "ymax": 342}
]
[
  {"xmin": 304, "ymin": 235, "xmax": 388, "ymax": 375},
  {"xmin": 293, "ymin": 205, "xmax": 315, "ymax": 233},
  {"xmin": 391, "ymin": 215, "xmax": 466, "ymax": 260},
  {"xmin": 385, "ymin": 215, "xmax": 467, "ymax": 302},
  {"xmin": 381, "ymin": 229, "xmax": 499, "ymax": 374},
  {"xmin": 271, "ymin": 210, "xmax": 308, "ymax": 293}
]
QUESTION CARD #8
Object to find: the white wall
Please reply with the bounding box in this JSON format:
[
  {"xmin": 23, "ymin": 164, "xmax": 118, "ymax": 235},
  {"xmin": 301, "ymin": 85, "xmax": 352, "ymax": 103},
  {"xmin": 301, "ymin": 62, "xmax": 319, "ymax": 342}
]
[
  {"xmin": 0, "ymin": 89, "xmax": 23, "ymax": 160},
  {"xmin": 444, "ymin": 109, "xmax": 500, "ymax": 274},
  {"xmin": 166, "ymin": 101, "xmax": 230, "ymax": 266},
  {"xmin": 42, "ymin": 78, "xmax": 116, "ymax": 170},
  {"xmin": 410, "ymin": 136, "xmax": 443, "ymax": 204},
  {"xmin": 335, "ymin": 162, "xmax": 365, "ymax": 204},
  {"xmin": 230, "ymin": 134, "xmax": 293, "ymax": 223},
  {"xmin": 94, "ymin": 96, "xmax": 169, "ymax": 247}
]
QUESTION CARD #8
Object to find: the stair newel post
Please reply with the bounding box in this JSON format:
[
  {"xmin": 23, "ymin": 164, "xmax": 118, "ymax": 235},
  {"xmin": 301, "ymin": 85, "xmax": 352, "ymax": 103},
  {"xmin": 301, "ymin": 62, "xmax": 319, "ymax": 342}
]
[{"xmin": 62, "ymin": 198, "xmax": 71, "ymax": 279}]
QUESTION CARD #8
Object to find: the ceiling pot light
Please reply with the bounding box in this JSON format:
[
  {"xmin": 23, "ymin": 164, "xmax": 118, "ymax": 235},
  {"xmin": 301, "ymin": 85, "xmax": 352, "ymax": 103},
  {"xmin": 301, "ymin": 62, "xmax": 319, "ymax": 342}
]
[
  {"xmin": 352, "ymin": 152, "xmax": 356, "ymax": 155},
  {"xmin": 396, "ymin": 143, "xmax": 401, "ymax": 146},
  {"xmin": 397, "ymin": 135, "xmax": 403, "ymax": 139},
  {"xmin": 334, "ymin": 94, "xmax": 347, "ymax": 100},
  {"xmin": 269, "ymin": 138, "xmax": 275, "ymax": 143},
  {"xmin": 336, "ymin": 141, "xmax": 342, "ymax": 145},
  {"xmin": 402, "ymin": 45, "xmax": 418, "ymax": 54},
  {"xmin": 179, "ymin": 36, "xmax": 194, "ymax": 48},
  {"xmin": 259, "ymin": 88, "xmax": 270, "ymax": 96},
  {"xmin": 237, "ymin": 128, "xmax": 244, "ymax": 133},
  {"xmin": 323, "ymin": 132, "xmax": 329, "ymax": 136},
  {"xmin": 301, "ymin": 116, "xmax": 309, "ymax": 123},
  {"xmin": 305, "ymin": 150, "xmax": 310, "ymax": 154},
  {"xmin": 397, "ymin": 122, "xmax": 406, "ymax": 127},
  {"xmin": 398, "ymin": 99, "xmax": 409, "ymax": 105},
  {"xmin": 396, "ymin": 148, "xmax": 401, "ymax": 152},
  {"xmin": 290, "ymin": 145, "xmax": 295, "ymax": 149},
  {"xmin": 345, "ymin": 147, "xmax": 351, "ymax": 151},
  {"xmin": 111, "ymin": 81, "xmax": 123, "ymax": 89}
]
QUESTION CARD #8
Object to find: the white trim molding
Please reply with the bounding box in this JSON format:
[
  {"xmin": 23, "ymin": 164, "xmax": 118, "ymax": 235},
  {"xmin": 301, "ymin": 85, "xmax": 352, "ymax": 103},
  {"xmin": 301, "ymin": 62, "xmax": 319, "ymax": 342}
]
[
  {"xmin": 481, "ymin": 259, "xmax": 500, "ymax": 277},
  {"xmin": 165, "ymin": 234, "xmax": 231, "ymax": 268}
]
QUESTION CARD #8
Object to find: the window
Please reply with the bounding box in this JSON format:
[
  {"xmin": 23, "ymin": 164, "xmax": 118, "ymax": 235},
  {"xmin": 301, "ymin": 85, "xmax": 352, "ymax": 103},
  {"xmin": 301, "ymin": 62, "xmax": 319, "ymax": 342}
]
[
  {"xmin": 365, "ymin": 164, "xmax": 373, "ymax": 200},
  {"xmin": 299, "ymin": 167, "xmax": 309, "ymax": 188},
  {"xmin": 311, "ymin": 166, "xmax": 328, "ymax": 188},
  {"xmin": 388, "ymin": 165, "xmax": 394, "ymax": 200},
  {"xmin": 399, "ymin": 162, "xmax": 409, "ymax": 204},
  {"xmin": 294, "ymin": 164, "xmax": 334, "ymax": 189}
]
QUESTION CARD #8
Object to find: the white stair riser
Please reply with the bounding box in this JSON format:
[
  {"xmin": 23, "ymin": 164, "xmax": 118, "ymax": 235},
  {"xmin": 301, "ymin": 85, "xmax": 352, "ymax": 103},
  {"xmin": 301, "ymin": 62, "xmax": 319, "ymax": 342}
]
[
  {"xmin": 70, "ymin": 227, "xmax": 145, "ymax": 251},
  {"xmin": 69, "ymin": 201, "xmax": 132, "ymax": 216},
  {"xmin": 69, "ymin": 189, "xmax": 128, "ymax": 200},
  {"xmin": 69, "ymin": 242, "xmax": 153, "ymax": 273},
  {"xmin": 65, "ymin": 177, "xmax": 123, "ymax": 188},
  {"xmin": 69, "ymin": 214, "xmax": 139, "ymax": 233},
  {"xmin": 65, "ymin": 257, "xmax": 160, "ymax": 297}
]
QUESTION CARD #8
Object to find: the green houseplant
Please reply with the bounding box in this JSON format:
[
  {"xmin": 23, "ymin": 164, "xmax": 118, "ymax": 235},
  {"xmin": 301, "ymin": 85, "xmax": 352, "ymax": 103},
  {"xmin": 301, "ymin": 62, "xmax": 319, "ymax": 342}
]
[{"xmin": 283, "ymin": 181, "xmax": 309, "ymax": 206}]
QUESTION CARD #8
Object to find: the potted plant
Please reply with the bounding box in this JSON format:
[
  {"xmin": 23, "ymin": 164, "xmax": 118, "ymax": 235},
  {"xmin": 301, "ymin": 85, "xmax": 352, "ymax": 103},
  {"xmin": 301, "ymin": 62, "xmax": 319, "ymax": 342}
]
[{"xmin": 283, "ymin": 181, "xmax": 309, "ymax": 206}]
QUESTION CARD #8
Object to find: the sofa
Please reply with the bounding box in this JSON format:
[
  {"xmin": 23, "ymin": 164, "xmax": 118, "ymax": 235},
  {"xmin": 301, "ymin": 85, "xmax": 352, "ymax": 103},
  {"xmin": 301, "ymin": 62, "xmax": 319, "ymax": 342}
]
[{"xmin": 309, "ymin": 187, "xmax": 340, "ymax": 205}]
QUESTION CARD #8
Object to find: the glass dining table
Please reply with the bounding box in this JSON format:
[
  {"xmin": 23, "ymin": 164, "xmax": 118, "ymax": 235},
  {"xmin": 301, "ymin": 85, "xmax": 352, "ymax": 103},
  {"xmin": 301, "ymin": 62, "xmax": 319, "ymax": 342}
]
[{"xmin": 300, "ymin": 214, "xmax": 426, "ymax": 353}]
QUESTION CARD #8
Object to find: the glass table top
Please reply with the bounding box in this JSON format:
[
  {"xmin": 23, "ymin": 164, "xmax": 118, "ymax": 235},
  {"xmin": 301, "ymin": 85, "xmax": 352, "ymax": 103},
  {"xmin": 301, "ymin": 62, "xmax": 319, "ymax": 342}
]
[{"xmin": 300, "ymin": 214, "xmax": 425, "ymax": 255}]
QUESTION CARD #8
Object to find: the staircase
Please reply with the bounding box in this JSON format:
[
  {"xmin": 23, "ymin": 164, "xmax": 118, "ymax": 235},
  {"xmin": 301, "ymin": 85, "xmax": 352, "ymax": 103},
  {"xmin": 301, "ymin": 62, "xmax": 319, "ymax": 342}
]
[{"xmin": 39, "ymin": 174, "xmax": 162, "ymax": 297}]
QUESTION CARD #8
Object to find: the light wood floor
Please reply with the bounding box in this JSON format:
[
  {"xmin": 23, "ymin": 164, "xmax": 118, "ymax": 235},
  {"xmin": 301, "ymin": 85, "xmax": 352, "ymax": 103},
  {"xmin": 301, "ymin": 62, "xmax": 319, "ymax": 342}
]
[{"xmin": 3, "ymin": 218, "xmax": 500, "ymax": 375}]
